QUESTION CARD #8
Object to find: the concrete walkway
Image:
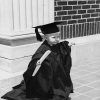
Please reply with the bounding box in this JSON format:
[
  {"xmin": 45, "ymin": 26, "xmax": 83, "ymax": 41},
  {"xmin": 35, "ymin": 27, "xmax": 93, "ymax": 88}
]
[
  {"xmin": 70, "ymin": 60, "xmax": 100, "ymax": 100},
  {"xmin": 0, "ymin": 59, "xmax": 100, "ymax": 100}
]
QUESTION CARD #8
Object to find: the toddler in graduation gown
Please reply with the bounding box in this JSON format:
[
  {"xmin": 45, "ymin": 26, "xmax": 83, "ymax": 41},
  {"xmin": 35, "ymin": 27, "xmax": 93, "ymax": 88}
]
[{"xmin": 1, "ymin": 22, "xmax": 74, "ymax": 100}]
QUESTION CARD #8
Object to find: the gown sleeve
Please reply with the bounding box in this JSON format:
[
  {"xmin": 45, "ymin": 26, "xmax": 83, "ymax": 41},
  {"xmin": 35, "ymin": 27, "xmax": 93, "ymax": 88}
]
[
  {"xmin": 23, "ymin": 43, "xmax": 47, "ymax": 78},
  {"xmin": 60, "ymin": 41, "xmax": 73, "ymax": 87},
  {"xmin": 60, "ymin": 41, "xmax": 71, "ymax": 55},
  {"xmin": 23, "ymin": 45, "xmax": 54, "ymax": 98},
  {"xmin": 61, "ymin": 41, "xmax": 72, "ymax": 73}
]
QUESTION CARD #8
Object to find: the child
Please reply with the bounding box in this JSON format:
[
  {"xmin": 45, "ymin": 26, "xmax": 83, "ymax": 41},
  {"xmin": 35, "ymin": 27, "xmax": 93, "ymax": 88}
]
[{"xmin": 1, "ymin": 22, "xmax": 74, "ymax": 100}]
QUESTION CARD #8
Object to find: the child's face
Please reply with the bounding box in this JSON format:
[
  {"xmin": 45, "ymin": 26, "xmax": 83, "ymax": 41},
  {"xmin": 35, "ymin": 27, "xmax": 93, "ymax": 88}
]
[{"xmin": 45, "ymin": 32, "xmax": 60, "ymax": 45}]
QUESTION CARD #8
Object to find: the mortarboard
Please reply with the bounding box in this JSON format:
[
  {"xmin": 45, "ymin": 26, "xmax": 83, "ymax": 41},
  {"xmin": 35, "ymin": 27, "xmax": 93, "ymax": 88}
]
[{"xmin": 32, "ymin": 22, "xmax": 61, "ymax": 41}]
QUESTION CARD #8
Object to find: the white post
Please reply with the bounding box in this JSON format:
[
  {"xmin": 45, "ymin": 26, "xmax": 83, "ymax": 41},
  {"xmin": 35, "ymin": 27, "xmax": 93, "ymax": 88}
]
[
  {"xmin": 0, "ymin": 0, "xmax": 55, "ymax": 73},
  {"xmin": 49, "ymin": 0, "xmax": 54, "ymax": 23},
  {"xmin": 0, "ymin": 0, "xmax": 13, "ymax": 35}
]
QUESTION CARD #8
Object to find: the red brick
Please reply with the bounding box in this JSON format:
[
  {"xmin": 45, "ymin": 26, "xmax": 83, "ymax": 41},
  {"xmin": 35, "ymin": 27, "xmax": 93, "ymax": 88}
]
[
  {"xmin": 68, "ymin": 1, "xmax": 77, "ymax": 5},
  {"xmin": 57, "ymin": 11, "xmax": 67, "ymax": 16},
  {"xmin": 82, "ymin": 5, "xmax": 90, "ymax": 9},
  {"xmin": 82, "ymin": 14, "xmax": 90, "ymax": 18},
  {"xmin": 91, "ymin": 13, "xmax": 98, "ymax": 18},
  {"xmin": 68, "ymin": 20, "xmax": 77, "ymax": 24},
  {"xmin": 73, "ymin": 24, "xmax": 76, "ymax": 37},
  {"xmin": 64, "ymin": 26, "xmax": 67, "ymax": 39},
  {"xmin": 72, "ymin": 15, "xmax": 81, "ymax": 19},
  {"xmin": 88, "ymin": 0, "xmax": 95, "ymax": 4},
  {"xmin": 87, "ymin": 9, "xmax": 95, "ymax": 13},
  {"xmin": 57, "ymin": 1, "xmax": 67, "ymax": 6},
  {"xmin": 55, "ymin": 16, "xmax": 61, "ymax": 21},
  {"xmin": 68, "ymin": 10, "xmax": 77, "ymax": 15},
  {"xmin": 62, "ymin": 16, "xmax": 71, "ymax": 20},
  {"xmin": 95, "ymin": 17, "xmax": 100, "ymax": 21},
  {"xmin": 91, "ymin": 5, "xmax": 99, "ymax": 9},
  {"xmin": 78, "ymin": 1, "xmax": 87, "ymax": 5},
  {"xmin": 78, "ymin": 10, "xmax": 86, "ymax": 14},
  {"xmin": 96, "ymin": 0, "xmax": 100, "ymax": 4},
  {"xmin": 73, "ymin": 5, "xmax": 81, "ymax": 10},
  {"xmin": 55, "ymin": 6, "xmax": 62, "ymax": 11},
  {"xmin": 63, "ymin": 6, "xmax": 72, "ymax": 10},
  {"xmin": 69, "ymin": 25, "xmax": 72, "ymax": 38},
  {"xmin": 78, "ymin": 19, "xmax": 86, "ymax": 23},
  {"xmin": 96, "ymin": 9, "xmax": 100, "ymax": 12},
  {"xmin": 87, "ymin": 18, "xmax": 95, "ymax": 22}
]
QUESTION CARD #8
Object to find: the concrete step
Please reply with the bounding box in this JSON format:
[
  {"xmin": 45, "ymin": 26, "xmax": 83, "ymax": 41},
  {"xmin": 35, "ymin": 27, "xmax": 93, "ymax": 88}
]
[{"xmin": 0, "ymin": 69, "xmax": 24, "ymax": 100}]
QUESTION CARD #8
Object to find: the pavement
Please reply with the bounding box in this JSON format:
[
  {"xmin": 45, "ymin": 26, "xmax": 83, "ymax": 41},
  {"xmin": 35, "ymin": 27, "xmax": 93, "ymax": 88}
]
[
  {"xmin": 70, "ymin": 60, "xmax": 100, "ymax": 100},
  {"xmin": 0, "ymin": 58, "xmax": 100, "ymax": 100}
]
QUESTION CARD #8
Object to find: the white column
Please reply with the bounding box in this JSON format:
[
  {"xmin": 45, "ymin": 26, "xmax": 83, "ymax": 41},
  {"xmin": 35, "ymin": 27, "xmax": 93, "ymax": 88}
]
[
  {"xmin": 0, "ymin": 0, "xmax": 55, "ymax": 73},
  {"xmin": 49, "ymin": 0, "xmax": 54, "ymax": 23},
  {"xmin": 32, "ymin": 0, "xmax": 38, "ymax": 27},
  {"xmin": 26, "ymin": 0, "xmax": 33, "ymax": 29},
  {"xmin": 38, "ymin": 0, "xmax": 44, "ymax": 25},
  {"xmin": 19, "ymin": 0, "xmax": 27, "ymax": 31},
  {"xmin": 0, "ymin": 0, "xmax": 13, "ymax": 35},
  {"xmin": 43, "ymin": 0, "xmax": 54, "ymax": 24},
  {"xmin": 44, "ymin": 0, "xmax": 49, "ymax": 24},
  {"xmin": 12, "ymin": 0, "xmax": 20, "ymax": 32}
]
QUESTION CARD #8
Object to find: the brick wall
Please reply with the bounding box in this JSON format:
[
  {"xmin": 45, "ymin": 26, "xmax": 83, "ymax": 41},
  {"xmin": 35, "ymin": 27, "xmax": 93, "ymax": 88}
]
[{"xmin": 54, "ymin": 0, "xmax": 100, "ymax": 39}]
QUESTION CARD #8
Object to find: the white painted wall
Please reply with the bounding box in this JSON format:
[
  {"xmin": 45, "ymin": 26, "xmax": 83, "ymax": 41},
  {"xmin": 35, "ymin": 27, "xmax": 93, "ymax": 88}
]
[
  {"xmin": 0, "ymin": 34, "xmax": 100, "ymax": 73},
  {"xmin": 0, "ymin": 0, "xmax": 54, "ymax": 73},
  {"xmin": 0, "ymin": 0, "xmax": 54, "ymax": 36},
  {"xmin": 1, "ymin": 0, "xmax": 100, "ymax": 97},
  {"xmin": 0, "ymin": 0, "xmax": 100, "ymax": 74}
]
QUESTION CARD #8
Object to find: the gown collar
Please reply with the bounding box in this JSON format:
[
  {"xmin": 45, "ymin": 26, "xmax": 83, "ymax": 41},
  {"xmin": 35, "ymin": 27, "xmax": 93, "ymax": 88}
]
[{"xmin": 43, "ymin": 40, "xmax": 60, "ymax": 54}]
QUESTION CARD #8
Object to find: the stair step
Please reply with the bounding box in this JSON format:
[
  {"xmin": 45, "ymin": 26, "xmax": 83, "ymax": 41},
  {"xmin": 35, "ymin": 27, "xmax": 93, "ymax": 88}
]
[{"xmin": 0, "ymin": 69, "xmax": 24, "ymax": 99}]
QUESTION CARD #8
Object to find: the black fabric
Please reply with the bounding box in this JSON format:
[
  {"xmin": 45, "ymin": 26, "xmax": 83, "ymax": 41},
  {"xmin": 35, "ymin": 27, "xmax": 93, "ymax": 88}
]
[
  {"xmin": 1, "ymin": 40, "xmax": 73, "ymax": 100},
  {"xmin": 35, "ymin": 27, "xmax": 43, "ymax": 41},
  {"xmin": 33, "ymin": 22, "xmax": 61, "ymax": 35},
  {"xmin": 32, "ymin": 22, "xmax": 61, "ymax": 41}
]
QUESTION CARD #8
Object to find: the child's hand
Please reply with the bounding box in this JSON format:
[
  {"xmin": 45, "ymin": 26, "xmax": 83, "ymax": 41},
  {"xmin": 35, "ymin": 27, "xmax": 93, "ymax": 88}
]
[
  {"xmin": 68, "ymin": 42, "xmax": 75, "ymax": 46},
  {"xmin": 36, "ymin": 60, "xmax": 41, "ymax": 66},
  {"xmin": 32, "ymin": 60, "xmax": 41, "ymax": 76},
  {"xmin": 32, "ymin": 50, "xmax": 51, "ymax": 76}
]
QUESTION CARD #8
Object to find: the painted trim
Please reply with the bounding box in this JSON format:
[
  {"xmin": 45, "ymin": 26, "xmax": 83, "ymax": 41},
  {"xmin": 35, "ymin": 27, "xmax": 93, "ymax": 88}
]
[{"xmin": 0, "ymin": 34, "xmax": 100, "ymax": 59}]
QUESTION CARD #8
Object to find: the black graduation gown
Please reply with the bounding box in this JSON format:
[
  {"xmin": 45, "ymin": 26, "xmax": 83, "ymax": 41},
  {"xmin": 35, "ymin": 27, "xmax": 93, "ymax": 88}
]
[{"xmin": 1, "ymin": 40, "xmax": 73, "ymax": 100}]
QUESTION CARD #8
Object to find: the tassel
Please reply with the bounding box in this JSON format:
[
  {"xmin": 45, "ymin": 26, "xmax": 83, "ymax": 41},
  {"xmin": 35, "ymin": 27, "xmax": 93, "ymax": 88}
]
[{"xmin": 35, "ymin": 27, "xmax": 42, "ymax": 41}]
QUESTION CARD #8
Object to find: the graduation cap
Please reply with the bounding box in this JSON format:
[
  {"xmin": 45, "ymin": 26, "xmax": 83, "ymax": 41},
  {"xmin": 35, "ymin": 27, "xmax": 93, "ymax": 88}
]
[{"xmin": 32, "ymin": 22, "xmax": 61, "ymax": 41}]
